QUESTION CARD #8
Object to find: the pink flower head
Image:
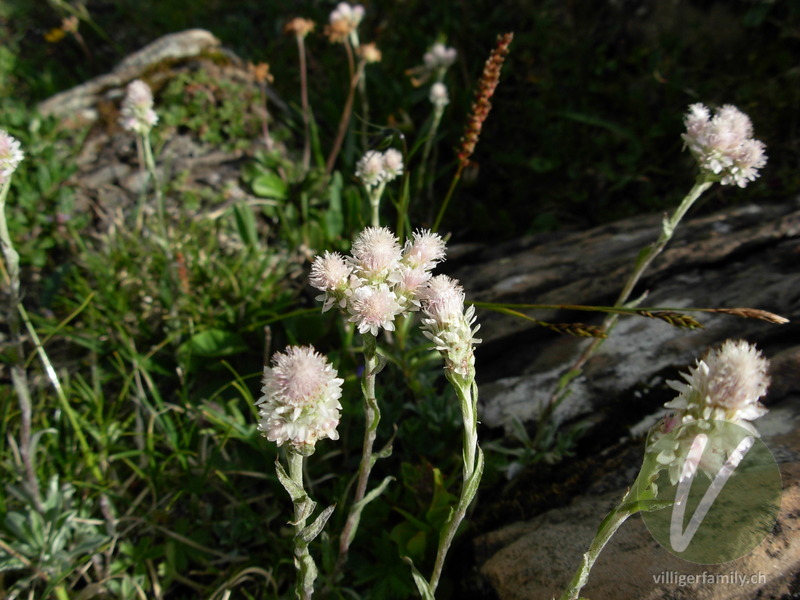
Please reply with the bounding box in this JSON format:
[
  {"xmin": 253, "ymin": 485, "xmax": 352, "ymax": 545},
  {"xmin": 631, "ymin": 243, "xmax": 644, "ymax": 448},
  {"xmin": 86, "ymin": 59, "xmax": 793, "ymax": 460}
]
[
  {"xmin": 429, "ymin": 82, "xmax": 450, "ymax": 108},
  {"xmin": 350, "ymin": 226, "xmax": 402, "ymax": 281},
  {"xmin": 120, "ymin": 80, "xmax": 158, "ymax": 135},
  {"xmin": 424, "ymin": 42, "xmax": 457, "ymax": 71},
  {"xmin": 419, "ymin": 275, "xmax": 464, "ymax": 327},
  {"xmin": 310, "ymin": 251, "xmax": 353, "ymax": 312},
  {"xmin": 355, "ymin": 150, "xmax": 385, "ymax": 188},
  {"xmin": 0, "ymin": 130, "xmax": 23, "ymax": 185},
  {"xmin": 257, "ymin": 346, "xmax": 343, "ymax": 453},
  {"xmin": 403, "ymin": 229, "xmax": 446, "ymax": 270},
  {"xmin": 382, "ymin": 149, "xmax": 404, "ymax": 182},
  {"xmin": 388, "ymin": 265, "xmax": 431, "ymax": 307},
  {"xmin": 348, "ymin": 283, "xmax": 402, "ymax": 335},
  {"xmin": 665, "ymin": 339, "xmax": 770, "ymax": 430},
  {"xmin": 682, "ymin": 103, "xmax": 767, "ymax": 187}
]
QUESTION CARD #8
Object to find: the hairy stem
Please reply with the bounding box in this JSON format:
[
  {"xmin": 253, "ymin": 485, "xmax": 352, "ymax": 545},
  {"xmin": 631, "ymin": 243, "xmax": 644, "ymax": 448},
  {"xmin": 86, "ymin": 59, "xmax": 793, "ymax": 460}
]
[
  {"xmin": 0, "ymin": 178, "xmax": 42, "ymax": 511},
  {"xmin": 326, "ymin": 42, "xmax": 364, "ymax": 175},
  {"xmin": 336, "ymin": 334, "xmax": 380, "ymax": 569}
]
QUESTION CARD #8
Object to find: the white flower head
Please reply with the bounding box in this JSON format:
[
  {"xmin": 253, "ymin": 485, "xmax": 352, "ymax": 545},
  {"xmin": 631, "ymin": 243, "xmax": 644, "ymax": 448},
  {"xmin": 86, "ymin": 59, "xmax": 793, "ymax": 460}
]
[
  {"xmin": 0, "ymin": 130, "xmax": 24, "ymax": 185},
  {"xmin": 355, "ymin": 150, "xmax": 386, "ymax": 188},
  {"xmin": 257, "ymin": 346, "xmax": 343, "ymax": 453},
  {"xmin": 348, "ymin": 283, "xmax": 403, "ymax": 336},
  {"xmin": 120, "ymin": 79, "xmax": 158, "ymax": 135},
  {"xmin": 382, "ymin": 149, "xmax": 404, "ymax": 182},
  {"xmin": 682, "ymin": 103, "xmax": 767, "ymax": 187},
  {"xmin": 388, "ymin": 265, "xmax": 431, "ymax": 308},
  {"xmin": 402, "ymin": 229, "xmax": 446, "ymax": 270},
  {"xmin": 350, "ymin": 226, "xmax": 402, "ymax": 281},
  {"xmin": 665, "ymin": 339, "xmax": 770, "ymax": 429},
  {"xmin": 419, "ymin": 274, "xmax": 465, "ymax": 327},
  {"xmin": 424, "ymin": 42, "xmax": 457, "ymax": 71},
  {"xmin": 310, "ymin": 251, "xmax": 353, "ymax": 312},
  {"xmin": 429, "ymin": 82, "xmax": 450, "ymax": 108},
  {"xmin": 330, "ymin": 2, "xmax": 364, "ymax": 28}
]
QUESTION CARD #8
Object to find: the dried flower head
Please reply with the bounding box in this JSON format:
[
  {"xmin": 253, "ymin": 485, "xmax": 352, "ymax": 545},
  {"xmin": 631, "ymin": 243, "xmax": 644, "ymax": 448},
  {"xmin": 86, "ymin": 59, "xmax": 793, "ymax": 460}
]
[
  {"xmin": 284, "ymin": 17, "xmax": 315, "ymax": 38},
  {"xmin": 0, "ymin": 130, "xmax": 24, "ymax": 185},
  {"xmin": 458, "ymin": 33, "xmax": 513, "ymax": 168},
  {"xmin": 119, "ymin": 79, "xmax": 158, "ymax": 135},
  {"xmin": 257, "ymin": 346, "xmax": 343, "ymax": 453},
  {"xmin": 248, "ymin": 62, "xmax": 274, "ymax": 85},
  {"xmin": 359, "ymin": 42, "xmax": 382, "ymax": 64},
  {"xmin": 429, "ymin": 82, "xmax": 450, "ymax": 108},
  {"xmin": 682, "ymin": 103, "xmax": 767, "ymax": 187}
]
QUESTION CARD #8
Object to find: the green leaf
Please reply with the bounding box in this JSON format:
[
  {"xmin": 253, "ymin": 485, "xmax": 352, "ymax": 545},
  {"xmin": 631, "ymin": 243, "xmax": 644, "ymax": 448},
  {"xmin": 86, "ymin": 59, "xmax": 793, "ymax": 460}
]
[
  {"xmin": 232, "ymin": 202, "xmax": 260, "ymax": 251},
  {"xmin": 251, "ymin": 171, "xmax": 288, "ymax": 200},
  {"xmin": 402, "ymin": 556, "xmax": 435, "ymax": 600},
  {"xmin": 298, "ymin": 504, "xmax": 335, "ymax": 544},
  {"xmin": 178, "ymin": 329, "xmax": 248, "ymax": 358}
]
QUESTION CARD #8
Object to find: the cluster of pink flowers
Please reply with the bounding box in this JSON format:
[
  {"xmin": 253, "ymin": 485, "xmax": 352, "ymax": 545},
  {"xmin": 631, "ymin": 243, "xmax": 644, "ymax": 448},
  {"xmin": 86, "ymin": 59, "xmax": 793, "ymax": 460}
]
[
  {"xmin": 423, "ymin": 43, "xmax": 457, "ymax": 73},
  {"xmin": 257, "ymin": 346, "xmax": 343, "ymax": 454},
  {"xmin": 327, "ymin": 2, "xmax": 364, "ymax": 42},
  {"xmin": 0, "ymin": 130, "xmax": 24, "ymax": 185},
  {"xmin": 119, "ymin": 80, "xmax": 158, "ymax": 135},
  {"xmin": 651, "ymin": 340, "xmax": 770, "ymax": 483},
  {"xmin": 682, "ymin": 103, "xmax": 767, "ymax": 188},
  {"xmin": 355, "ymin": 149, "xmax": 404, "ymax": 189},
  {"xmin": 419, "ymin": 275, "xmax": 481, "ymax": 378},
  {"xmin": 310, "ymin": 227, "xmax": 445, "ymax": 336}
]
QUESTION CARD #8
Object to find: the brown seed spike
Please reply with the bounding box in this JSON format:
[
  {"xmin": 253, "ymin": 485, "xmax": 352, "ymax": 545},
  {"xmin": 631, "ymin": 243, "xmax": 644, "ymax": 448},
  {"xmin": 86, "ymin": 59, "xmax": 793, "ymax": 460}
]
[
  {"xmin": 457, "ymin": 33, "xmax": 514, "ymax": 168},
  {"xmin": 712, "ymin": 307, "xmax": 789, "ymax": 324},
  {"xmin": 637, "ymin": 311, "xmax": 704, "ymax": 330}
]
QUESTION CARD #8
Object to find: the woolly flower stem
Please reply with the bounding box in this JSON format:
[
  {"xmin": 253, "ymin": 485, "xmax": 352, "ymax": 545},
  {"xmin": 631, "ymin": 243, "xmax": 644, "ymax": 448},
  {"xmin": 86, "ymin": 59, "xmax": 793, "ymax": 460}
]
[
  {"xmin": 141, "ymin": 132, "xmax": 170, "ymax": 256},
  {"xmin": 337, "ymin": 333, "xmax": 381, "ymax": 567},
  {"xmin": 0, "ymin": 178, "xmax": 41, "ymax": 511},
  {"xmin": 429, "ymin": 372, "xmax": 483, "ymax": 594},
  {"xmin": 288, "ymin": 452, "xmax": 316, "ymax": 600},
  {"xmin": 548, "ymin": 176, "xmax": 715, "ymax": 405},
  {"xmin": 369, "ymin": 181, "xmax": 387, "ymax": 227},
  {"xmin": 295, "ymin": 34, "xmax": 312, "ymax": 171}
]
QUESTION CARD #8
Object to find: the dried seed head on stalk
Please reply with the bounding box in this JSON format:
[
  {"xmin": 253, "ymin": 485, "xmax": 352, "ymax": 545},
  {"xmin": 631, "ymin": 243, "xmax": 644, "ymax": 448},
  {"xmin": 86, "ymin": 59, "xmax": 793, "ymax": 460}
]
[
  {"xmin": 284, "ymin": 17, "xmax": 315, "ymax": 38},
  {"xmin": 458, "ymin": 32, "xmax": 513, "ymax": 168}
]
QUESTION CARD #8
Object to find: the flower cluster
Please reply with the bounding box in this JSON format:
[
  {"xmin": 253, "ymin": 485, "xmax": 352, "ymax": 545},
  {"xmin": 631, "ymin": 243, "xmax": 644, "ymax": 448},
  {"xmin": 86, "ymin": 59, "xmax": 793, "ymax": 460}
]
[
  {"xmin": 327, "ymin": 2, "xmax": 364, "ymax": 43},
  {"xmin": 419, "ymin": 275, "xmax": 481, "ymax": 377},
  {"xmin": 310, "ymin": 227, "xmax": 446, "ymax": 336},
  {"xmin": 0, "ymin": 130, "xmax": 24, "ymax": 185},
  {"xmin": 256, "ymin": 346, "xmax": 343, "ymax": 454},
  {"xmin": 424, "ymin": 42, "xmax": 457, "ymax": 72},
  {"xmin": 355, "ymin": 149, "xmax": 404, "ymax": 189},
  {"xmin": 119, "ymin": 80, "xmax": 158, "ymax": 135},
  {"xmin": 682, "ymin": 103, "xmax": 767, "ymax": 188},
  {"xmin": 651, "ymin": 340, "xmax": 770, "ymax": 483}
]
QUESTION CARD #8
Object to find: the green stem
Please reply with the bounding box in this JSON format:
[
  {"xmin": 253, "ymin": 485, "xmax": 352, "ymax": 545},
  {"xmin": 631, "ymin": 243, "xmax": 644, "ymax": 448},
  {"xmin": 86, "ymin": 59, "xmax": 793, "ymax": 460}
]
[
  {"xmin": 0, "ymin": 177, "xmax": 42, "ymax": 511},
  {"xmin": 431, "ymin": 163, "xmax": 464, "ymax": 232},
  {"xmin": 336, "ymin": 334, "xmax": 381, "ymax": 569},
  {"xmin": 289, "ymin": 451, "xmax": 314, "ymax": 600},
  {"xmin": 429, "ymin": 375, "xmax": 482, "ymax": 593},
  {"xmin": 141, "ymin": 132, "xmax": 171, "ymax": 258},
  {"xmin": 558, "ymin": 497, "xmax": 634, "ymax": 600},
  {"xmin": 417, "ymin": 103, "xmax": 446, "ymax": 201},
  {"xmin": 548, "ymin": 177, "xmax": 714, "ymax": 404},
  {"xmin": 369, "ymin": 181, "xmax": 387, "ymax": 228}
]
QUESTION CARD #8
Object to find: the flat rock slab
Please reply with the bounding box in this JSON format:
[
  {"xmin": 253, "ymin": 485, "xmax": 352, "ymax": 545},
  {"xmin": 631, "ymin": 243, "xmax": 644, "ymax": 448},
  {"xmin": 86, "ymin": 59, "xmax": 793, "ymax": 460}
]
[{"xmin": 451, "ymin": 199, "xmax": 800, "ymax": 433}]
